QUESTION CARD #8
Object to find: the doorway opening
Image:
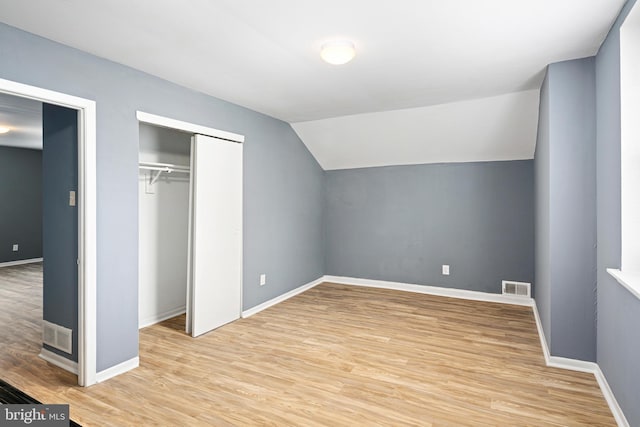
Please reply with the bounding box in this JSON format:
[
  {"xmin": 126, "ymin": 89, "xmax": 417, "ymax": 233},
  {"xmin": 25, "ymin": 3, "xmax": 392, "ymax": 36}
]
[
  {"xmin": 0, "ymin": 93, "xmax": 46, "ymax": 386},
  {"xmin": 0, "ymin": 77, "xmax": 97, "ymax": 386}
]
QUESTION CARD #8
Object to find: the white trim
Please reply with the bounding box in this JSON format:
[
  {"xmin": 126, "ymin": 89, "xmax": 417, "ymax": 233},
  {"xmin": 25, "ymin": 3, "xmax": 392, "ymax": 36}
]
[
  {"xmin": 531, "ymin": 301, "xmax": 628, "ymax": 426},
  {"xmin": 96, "ymin": 356, "xmax": 139, "ymax": 383},
  {"xmin": 136, "ymin": 111, "xmax": 244, "ymax": 143},
  {"xmin": 185, "ymin": 137, "xmax": 195, "ymax": 336},
  {"xmin": 39, "ymin": 348, "xmax": 78, "ymax": 375},
  {"xmin": 607, "ymin": 268, "xmax": 640, "ymax": 301},
  {"xmin": 0, "ymin": 77, "xmax": 97, "ymax": 387},
  {"xmin": 324, "ymin": 275, "xmax": 534, "ymax": 307},
  {"xmin": 238, "ymin": 146, "xmax": 244, "ymax": 322},
  {"xmin": 594, "ymin": 365, "xmax": 631, "ymax": 427},
  {"xmin": 139, "ymin": 306, "xmax": 186, "ymax": 329},
  {"xmin": 620, "ymin": 2, "xmax": 640, "ymax": 275},
  {"xmin": 78, "ymin": 100, "xmax": 97, "ymax": 387},
  {"xmin": 0, "ymin": 258, "xmax": 43, "ymax": 268},
  {"xmin": 532, "ymin": 303, "xmax": 601, "ymax": 374},
  {"xmin": 531, "ymin": 301, "xmax": 552, "ymax": 363},
  {"xmin": 241, "ymin": 276, "xmax": 325, "ymax": 318},
  {"xmin": 547, "ymin": 356, "xmax": 598, "ymax": 374}
]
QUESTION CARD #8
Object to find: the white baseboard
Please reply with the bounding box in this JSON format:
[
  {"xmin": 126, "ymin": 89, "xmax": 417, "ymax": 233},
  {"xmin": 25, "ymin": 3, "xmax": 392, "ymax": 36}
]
[
  {"xmin": 594, "ymin": 365, "xmax": 630, "ymax": 427},
  {"xmin": 139, "ymin": 306, "xmax": 186, "ymax": 329},
  {"xmin": 39, "ymin": 348, "xmax": 78, "ymax": 374},
  {"xmin": 323, "ymin": 275, "xmax": 534, "ymax": 307},
  {"xmin": 242, "ymin": 276, "xmax": 325, "ymax": 318},
  {"xmin": 531, "ymin": 301, "xmax": 628, "ymax": 427},
  {"xmin": 546, "ymin": 356, "xmax": 598, "ymax": 373},
  {"xmin": 0, "ymin": 257, "xmax": 43, "ymax": 268},
  {"xmin": 96, "ymin": 356, "xmax": 139, "ymax": 383},
  {"xmin": 531, "ymin": 301, "xmax": 551, "ymax": 363},
  {"xmin": 532, "ymin": 301, "xmax": 600, "ymax": 372}
]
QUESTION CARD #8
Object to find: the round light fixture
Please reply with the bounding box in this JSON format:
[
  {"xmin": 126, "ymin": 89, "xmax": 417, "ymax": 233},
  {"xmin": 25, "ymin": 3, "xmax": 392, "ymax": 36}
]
[
  {"xmin": 320, "ymin": 40, "xmax": 356, "ymax": 65},
  {"xmin": 0, "ymin": 126, "xmax": 10, "ymax": 134}
]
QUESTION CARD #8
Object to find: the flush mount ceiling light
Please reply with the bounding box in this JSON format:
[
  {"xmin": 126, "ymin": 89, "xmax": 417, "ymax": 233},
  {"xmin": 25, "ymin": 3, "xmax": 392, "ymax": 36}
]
[
  {"xmin": 320, "ymin": 40, "xmax": 356, "ymax": 65},
  {"xmin": 0, "ymin": 126, "xmax": 10, "ymax": 134}
]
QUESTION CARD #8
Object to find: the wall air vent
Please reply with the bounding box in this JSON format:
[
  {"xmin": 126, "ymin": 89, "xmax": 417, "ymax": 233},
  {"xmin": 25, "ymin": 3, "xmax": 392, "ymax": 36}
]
[
  {"xmin": 42, "ymin": 320, "xmax": 72, "ymax": 354},
  {"xmin": 502, "ymin": 280, "xmax": 531, "ymax": 298}
]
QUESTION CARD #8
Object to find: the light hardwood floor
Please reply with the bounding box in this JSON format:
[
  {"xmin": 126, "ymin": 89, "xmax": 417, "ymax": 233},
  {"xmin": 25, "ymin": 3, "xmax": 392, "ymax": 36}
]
[{"xmin": 1, "ymin": 264, "xmax": 615, "ymax": 426}]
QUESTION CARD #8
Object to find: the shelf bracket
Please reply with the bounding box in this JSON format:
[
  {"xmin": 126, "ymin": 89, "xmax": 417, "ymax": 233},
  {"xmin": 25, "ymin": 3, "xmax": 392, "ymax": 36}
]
[
  {"xmin": 145, "ymin": 170, "xmax": 166, "ymax": 194},
  {"xmin": 150, "ymin": 169, "xmax": 165, "ymax": 186}
]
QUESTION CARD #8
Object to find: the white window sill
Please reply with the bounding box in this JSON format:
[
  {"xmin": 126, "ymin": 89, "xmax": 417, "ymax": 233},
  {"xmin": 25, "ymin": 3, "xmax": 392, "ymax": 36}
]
[{"xmin": 607, "ymin": 268, "xmax": 640, "ymax": 301}]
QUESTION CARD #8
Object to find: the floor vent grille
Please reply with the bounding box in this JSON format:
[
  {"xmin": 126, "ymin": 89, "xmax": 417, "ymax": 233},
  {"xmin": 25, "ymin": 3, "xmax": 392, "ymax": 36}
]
[
  {"xmin": 502, "ymin": 280, "xmax": 531, "ymax": 298},
  {"xmin": 42, "ymin": 320, "xmax": 72, "ymax": 354}
]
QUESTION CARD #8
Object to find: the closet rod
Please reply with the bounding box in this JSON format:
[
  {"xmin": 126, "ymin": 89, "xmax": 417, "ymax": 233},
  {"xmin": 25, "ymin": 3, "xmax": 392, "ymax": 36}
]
[
  {"xmin": 139, "ymin": 161, "xmax": 190, "ymax": 173},
  {"xmin": 139, "ymin": 165, "xmax": 190, "ymax": 173},
  {"xmin": 139, "ymin": 161, "xmax": 190, "ymax": 186}
]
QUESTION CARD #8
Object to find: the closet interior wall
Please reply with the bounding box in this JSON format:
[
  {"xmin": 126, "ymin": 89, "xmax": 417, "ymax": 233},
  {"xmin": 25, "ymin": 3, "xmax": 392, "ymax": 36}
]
[{"xmin": 138, "ymin": 123, "xmax": 192, "ymax": 328}]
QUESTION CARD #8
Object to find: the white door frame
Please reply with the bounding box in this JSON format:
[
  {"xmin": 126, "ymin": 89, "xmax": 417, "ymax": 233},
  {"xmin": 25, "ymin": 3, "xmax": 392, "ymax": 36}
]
[
  {"xmin": 136, "ymin": 111, "xmax": 244, "ymax": 143},
  {"xmin": 0, "ymin": 77, "xmax": 97, "ymax": 386}
]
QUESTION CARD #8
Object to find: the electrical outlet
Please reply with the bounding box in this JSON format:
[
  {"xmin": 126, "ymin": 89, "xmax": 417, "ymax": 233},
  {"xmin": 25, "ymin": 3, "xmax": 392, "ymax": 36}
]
[
  {"xmin": 12, "ymin": 244, "xmax": 18, "ymax": 252},
  {"xmin": 442, "ymin": 264, "xmax": 450, "ymax": 275},
  {"xmin": 259, "ymin": 274, "xmax": 266, "ymax": 286}
]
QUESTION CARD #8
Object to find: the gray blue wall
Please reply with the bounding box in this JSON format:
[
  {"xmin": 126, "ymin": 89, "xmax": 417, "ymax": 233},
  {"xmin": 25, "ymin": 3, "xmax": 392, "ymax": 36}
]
[
  {"xmin": 325, "ymin": 161, "xmax": 534, "ymax": 293},
  {"xmin": 535, "ymin": 1, "xmax": 640, "ymax": 420},
  {"xmin": 0, "ymin": 22, "xmax": 324, "ymax": 371},
  {"xmin": 595, "ymin": 0, "xmax": 640, "ymax": 424},
  {"xmin": 534, "ymin": 57, "xmax": 597, "ymax": 362},
  {"xmin": 534, "ymin": 74, "xmax": 552, "ymax": 345},
  {"xmin": 0, "ymin": 146, "xmax": 42, "ymax": 263},
  {"xmin": 244, "ymin": 119, "xmax": 324, "ymax": 309},
  {"xmin": 42, "ymin": 103, "xmax": 78, "ymax": 361}
]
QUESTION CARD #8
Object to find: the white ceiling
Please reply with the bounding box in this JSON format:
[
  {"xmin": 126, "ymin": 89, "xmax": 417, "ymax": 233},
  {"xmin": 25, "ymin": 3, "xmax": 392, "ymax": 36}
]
[
  {"xmin": 293, "ymin": 90, "xmax": 540, "ymax": 170},
  {"xmin": 0, "ymin": 93, "xmax": 42, "ymax": 150},
  {"xmin": 0, "ymin": 0, "xmax": 625, "ymax": 167}
]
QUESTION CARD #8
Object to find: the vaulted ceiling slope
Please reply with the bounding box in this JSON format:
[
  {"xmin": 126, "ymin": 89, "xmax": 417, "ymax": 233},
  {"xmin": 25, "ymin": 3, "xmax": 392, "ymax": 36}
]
[
  {"xmin": 294, "ymin": 90, "xmax": 540, "ymax": 170},
  {"xmin": 0, "ymin": 1, "xmax": 625, "ymax": 168}
]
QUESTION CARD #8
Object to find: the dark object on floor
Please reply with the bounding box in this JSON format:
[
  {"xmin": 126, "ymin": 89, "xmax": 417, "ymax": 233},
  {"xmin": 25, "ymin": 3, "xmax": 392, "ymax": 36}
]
[
  {"xmin": 0, "ymin": 379, "xmax": 81, "ymax": 426},
  {"xmin": 0, "ymin": 379, "xmax": 35, "ymax": 405}
]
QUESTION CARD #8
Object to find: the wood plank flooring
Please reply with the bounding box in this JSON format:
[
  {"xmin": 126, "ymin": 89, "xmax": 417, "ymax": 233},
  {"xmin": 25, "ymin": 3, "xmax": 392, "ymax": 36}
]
[{"xmin": 0, "ymin": 264, "xmax": 615, "ymax": 426}]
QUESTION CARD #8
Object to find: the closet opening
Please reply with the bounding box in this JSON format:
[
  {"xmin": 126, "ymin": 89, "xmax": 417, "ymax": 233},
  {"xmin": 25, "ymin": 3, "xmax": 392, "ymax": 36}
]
[
  {"xmin": 138, "ymin": 123, "xmax": 192, "ymax": 329},
  {"xmin": 137, "ymin": 112, "xmax": 244, "ymax": 339}
]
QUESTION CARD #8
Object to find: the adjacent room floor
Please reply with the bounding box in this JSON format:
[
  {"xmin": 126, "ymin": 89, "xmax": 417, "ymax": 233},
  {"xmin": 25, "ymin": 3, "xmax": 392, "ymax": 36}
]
[{"xmin": 0, "ymin": 264, "xmax": 615, "ymax": 426}]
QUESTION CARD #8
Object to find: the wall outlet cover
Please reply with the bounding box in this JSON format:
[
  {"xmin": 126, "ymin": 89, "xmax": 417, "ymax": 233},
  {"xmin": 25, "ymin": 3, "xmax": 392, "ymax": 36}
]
[
  {"xmin": 260, "ymin": 274, "xmax": 266, "ymax": 286},
  {"xmin": 442, "ymin": 264, "xmax": 450, "ymax": 275},
  {"xmin": 12, "ymin": 244, "xmax": 18, "ymax": 252}
]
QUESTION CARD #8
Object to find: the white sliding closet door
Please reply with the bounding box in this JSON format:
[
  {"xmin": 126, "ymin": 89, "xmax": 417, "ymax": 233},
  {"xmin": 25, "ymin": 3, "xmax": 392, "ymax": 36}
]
[{"xmin": 189, "ymin": 134, "xmax": 242, "ymax": 337}]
